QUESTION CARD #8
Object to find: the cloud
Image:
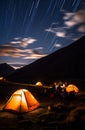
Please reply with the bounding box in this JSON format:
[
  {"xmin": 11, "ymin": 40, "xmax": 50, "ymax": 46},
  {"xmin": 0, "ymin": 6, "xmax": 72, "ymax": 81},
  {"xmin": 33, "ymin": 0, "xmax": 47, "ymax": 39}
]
[
  {"xmin": 0, "ymin": 37, "xmax": 39, "ymax": 58},
  {"xmin": 64, "ymin": 9, "xmax": 85, "ymax": 27},
  {"xmin": 78, "ymin": 25, "xmax": 85, "ymax": 32},
  {"xmin": 10, "ymin": 64, "xmax": 25, "ymax": 69},
  {"xmin": 54, "ymin": 43, "xmax": 62, "ymax": 47},
  {"xmin": 23, "ymin": 47, "xmax": 47, "ymax": 59},
  {"xmin": 56, "ymin": 32, "xmax": 66, "ymax": 37},
  {"xmin": 7, "ymin": 62, "xmax": 27, "ymax": 69},
  {"xmin": 63, "ymin": 13, "xmax": 74, "ymax": 20},
  {"xmin": 14, "ymin": 37, "xmax": 21, "ymax": 40},
  {"xmin": 45, "ymin": 28, "xmax": 55, "ymax": 33},
  {"xmin": 20, "ymin": 37, "xmax": 37, "ymax": 47},
  {"xmin": 65, "ymin": 21, "xmax": 76, "ymax": 27},
  {"xmin": 11, "ymin": 65, "xmax": 23, "ymax": 69},
  {"xmin": 11, "ymin": 37, "xmax": 37, "ymax": 48},
  {"xmin": 45, "ymin": 9, "xmax": 85, "ymax": 41},
  {"xmin": 23, "ymin": 53, "xmax": 47, "ymax": 59},
  {"xmin": 11, "ymin": 41, "xmax": 21, "ymax": 44},
  {"xmin": 45, "ymin": 27, "xmax": 66, "ymax": 38},
  {"xmin": 0, "ymin": 46, "xmax": 26, "ymax": 57},
  {"xmin": 0, "ymin": 41, "xmax": 47, "ymax": 60}
]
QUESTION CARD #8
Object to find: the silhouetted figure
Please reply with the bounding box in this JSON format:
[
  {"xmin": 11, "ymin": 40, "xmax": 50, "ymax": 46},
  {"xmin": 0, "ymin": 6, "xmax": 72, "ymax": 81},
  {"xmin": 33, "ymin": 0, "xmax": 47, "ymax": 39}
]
[
  {"xmin": 60, "ymin": 82, "xmax": 68, "ymax": 99},
  {"xmin": 52, "ymin": 82, "xmax": 60, "ymax": 92},
  {"xmin": 50, "ymin": 82, "xmax": 58, "ymax": 98},
  {"xmin": 56, "ymin": 84, "xmax": 62, "ymax": 97},
  {"xmin": 61, "ymin": 87, "xmax": 68, "ymax": 100}
]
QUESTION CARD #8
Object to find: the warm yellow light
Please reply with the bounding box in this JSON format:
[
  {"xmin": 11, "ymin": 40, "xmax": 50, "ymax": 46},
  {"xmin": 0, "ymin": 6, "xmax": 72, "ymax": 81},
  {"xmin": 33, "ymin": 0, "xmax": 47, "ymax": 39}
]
[
  {"xmin": 66, "ymin": 84, "xmax": 79, "ymax": 93},
  {"xmin": 36, "ymin": 82, "xmax": 43, "ymax": 86},
  {"xmin": 4, "ymin": 89, "xmax": 40, "ymax": 113},
  {"xmin": 0, "ymin": 77, "xmax": 3, "ymax": 80}
]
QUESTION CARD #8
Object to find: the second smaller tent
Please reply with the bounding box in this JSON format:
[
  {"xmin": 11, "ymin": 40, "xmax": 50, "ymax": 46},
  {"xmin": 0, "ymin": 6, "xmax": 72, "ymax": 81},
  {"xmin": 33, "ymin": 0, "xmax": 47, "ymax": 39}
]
[
  {"xmin": 66, "ymin": 84, "xmax": 79, "ymax": 94},
  {"xmin": 36, "ymin": 81, "xmax": 43, "ymax": 86}
]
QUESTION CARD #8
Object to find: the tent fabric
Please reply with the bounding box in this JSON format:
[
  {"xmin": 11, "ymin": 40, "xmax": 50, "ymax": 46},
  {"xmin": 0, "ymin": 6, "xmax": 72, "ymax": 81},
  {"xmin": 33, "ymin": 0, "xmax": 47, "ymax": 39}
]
[
  {"xmin": 66, "ymin": 84, "xmax": 79, "ymax": 93},
  {"xmin": 3, "ymin": 89, "xmax": 40, "ymax": 113},
  {"xmin": 36, "ymin": 82, "xmax": 43, "ymax": 86}
]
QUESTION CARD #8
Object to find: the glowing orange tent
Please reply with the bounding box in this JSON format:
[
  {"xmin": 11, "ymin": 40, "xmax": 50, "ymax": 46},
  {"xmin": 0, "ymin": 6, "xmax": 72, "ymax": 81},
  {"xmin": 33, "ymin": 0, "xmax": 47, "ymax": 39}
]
[
  {"xmin": 3, "ymin": 89, "xmax": 40, "ymax": 113},
  {"xmin": 66, "ymin": 84, "xmax": 79, "ymax": 93},
  {"xmin": 36, "ymin": 81, "xmax": 43, "ymax": 86},
  {"xmin": 0, "ymin": 77, "xmax": 3, "ymax": 80},
  {"xmin": 0, "ymin": 77, "xmax": 6, "ymax": 81}
]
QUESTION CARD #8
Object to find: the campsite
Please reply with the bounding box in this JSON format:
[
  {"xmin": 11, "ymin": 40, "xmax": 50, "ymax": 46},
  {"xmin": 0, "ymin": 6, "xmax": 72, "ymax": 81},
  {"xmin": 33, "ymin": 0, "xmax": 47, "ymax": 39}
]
[
  {"xmin": 0, "ymin": 0, "xmax": 85, "ymax": 129},
  {"xmin": 0, "ymin": 35, "xmax": 85, "ymax": 130},
  {"xmin": 0, "ymin": 80, "xmax": 85, "ymax": 130}
]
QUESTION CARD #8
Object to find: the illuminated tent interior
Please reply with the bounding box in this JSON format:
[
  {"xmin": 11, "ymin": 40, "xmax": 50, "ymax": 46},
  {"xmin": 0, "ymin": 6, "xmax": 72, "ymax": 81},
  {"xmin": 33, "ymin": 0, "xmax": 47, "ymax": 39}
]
[
  {"xmin": 0, "ymin": 77, "xmax": 4, "ymax": 80},
  {"xmin": 3, "ymin": 89, "xmax": 40, "ymax": 113},
  {"xmin": 0, "ymin": 77, "xmax": 5, "ymax": 81},
  {"xmin": 66, "ymin": 84, "xmax": 79, "ymax": 94},
  {"xmin": 36, "ymin": 82, "xmax": 43, "ymax": 86}
]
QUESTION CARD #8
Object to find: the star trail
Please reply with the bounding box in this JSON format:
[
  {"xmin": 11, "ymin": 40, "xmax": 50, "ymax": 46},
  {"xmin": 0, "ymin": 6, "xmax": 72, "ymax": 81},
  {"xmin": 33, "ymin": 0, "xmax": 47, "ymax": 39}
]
[{"xmin": 0, "ymin": 0, "xmax": 85, "ymax": 69}]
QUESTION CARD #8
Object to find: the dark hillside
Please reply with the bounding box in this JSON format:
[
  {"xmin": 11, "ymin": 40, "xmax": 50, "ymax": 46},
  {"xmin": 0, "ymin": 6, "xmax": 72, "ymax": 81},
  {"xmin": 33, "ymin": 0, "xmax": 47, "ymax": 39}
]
[
  {"xmin": 8, "ymin": 35, "xmax": 85, "ymax": 86},
  {"xmin": 0, "ymin": 63, "xmax": 15, "ymax": 77}
]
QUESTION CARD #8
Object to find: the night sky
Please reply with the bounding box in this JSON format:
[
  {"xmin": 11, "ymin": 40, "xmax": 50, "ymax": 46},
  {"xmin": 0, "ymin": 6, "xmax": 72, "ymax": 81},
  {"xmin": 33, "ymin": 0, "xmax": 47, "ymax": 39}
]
[{"xmin": 0, "ymin": 0, "xmax": 85, "ymax": 69}]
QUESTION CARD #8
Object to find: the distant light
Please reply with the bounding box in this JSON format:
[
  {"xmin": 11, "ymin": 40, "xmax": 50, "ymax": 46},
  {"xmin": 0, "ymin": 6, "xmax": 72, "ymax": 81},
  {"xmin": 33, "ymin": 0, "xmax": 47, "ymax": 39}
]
[
  {"xmin": 36, "ymin": 82, "xmax": 43, "ymax": 86},
  {"xmin": 0, "ymin": 77, "xmax": 4, "ymax": 80}
]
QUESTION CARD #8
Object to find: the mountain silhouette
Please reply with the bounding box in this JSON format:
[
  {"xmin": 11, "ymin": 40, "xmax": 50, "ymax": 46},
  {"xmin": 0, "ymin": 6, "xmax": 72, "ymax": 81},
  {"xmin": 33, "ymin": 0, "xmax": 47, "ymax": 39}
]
[
  {"xmin": 8, "ymin": 35, "xmax": 85, "ymax": 85},
  {"xmin": 0, "ymin": 63, "xmax": 15, "ymax": 77}
]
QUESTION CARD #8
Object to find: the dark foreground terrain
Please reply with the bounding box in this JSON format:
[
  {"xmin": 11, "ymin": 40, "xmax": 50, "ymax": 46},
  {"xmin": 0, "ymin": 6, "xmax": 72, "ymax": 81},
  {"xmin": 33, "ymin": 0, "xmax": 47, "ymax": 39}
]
[{"xmin": 0, "ymin": 81, "xmax": 85, "ymax": 130}]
